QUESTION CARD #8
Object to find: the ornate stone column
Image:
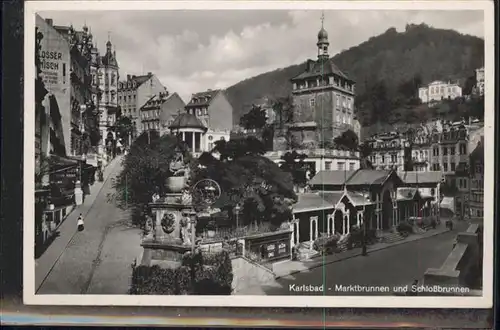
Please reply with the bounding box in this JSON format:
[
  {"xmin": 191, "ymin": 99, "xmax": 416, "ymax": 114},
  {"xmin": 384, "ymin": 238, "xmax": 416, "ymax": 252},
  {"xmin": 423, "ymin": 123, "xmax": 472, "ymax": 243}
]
[
  {"xmin": 376, "ymin": 193, "xmax": 381, "ymax": 230},
  {"xmin": 345, "ymin": 209, "xmax": 350, "ymax": 234},
  {"xmin": 327, "ymin": 213, "xmax": 332, "ymax": 236}
]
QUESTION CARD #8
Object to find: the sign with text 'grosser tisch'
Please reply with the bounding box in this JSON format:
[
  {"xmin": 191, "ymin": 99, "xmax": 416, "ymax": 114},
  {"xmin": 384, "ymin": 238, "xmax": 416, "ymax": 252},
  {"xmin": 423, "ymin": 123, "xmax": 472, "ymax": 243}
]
[{"xmin": 40, "ymin": 50, "xmax": 65, "ymax": 88}]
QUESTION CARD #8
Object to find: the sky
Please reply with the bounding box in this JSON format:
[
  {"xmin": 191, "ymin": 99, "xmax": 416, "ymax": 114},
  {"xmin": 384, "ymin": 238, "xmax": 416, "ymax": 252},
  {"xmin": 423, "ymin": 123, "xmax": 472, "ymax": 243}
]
[{"xmin": 38, "ymin": 9, "xmax": 485, "ymax": 102}]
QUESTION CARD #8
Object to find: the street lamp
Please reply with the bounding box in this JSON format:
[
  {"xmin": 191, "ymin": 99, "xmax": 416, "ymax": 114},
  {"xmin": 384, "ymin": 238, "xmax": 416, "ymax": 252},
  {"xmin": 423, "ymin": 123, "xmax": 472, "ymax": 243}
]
[{"xmin": 235, "ymin": 203, "xmax": 241, "ymax": 229}]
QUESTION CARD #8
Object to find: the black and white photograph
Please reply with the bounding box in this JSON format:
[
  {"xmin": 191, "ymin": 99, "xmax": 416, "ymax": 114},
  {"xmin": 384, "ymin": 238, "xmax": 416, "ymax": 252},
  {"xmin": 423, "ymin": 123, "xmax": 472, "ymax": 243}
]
[{"xmin": 24, "ymin": 0, "xmax": 494, "ymax": 308}]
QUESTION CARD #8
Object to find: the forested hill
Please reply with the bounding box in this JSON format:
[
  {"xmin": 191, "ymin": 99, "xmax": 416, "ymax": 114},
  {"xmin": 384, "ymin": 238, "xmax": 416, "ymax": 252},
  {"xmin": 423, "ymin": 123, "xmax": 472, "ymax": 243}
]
[{"xmin": 225, "ymin": 23, "xmax": 484, "ymax": 126}]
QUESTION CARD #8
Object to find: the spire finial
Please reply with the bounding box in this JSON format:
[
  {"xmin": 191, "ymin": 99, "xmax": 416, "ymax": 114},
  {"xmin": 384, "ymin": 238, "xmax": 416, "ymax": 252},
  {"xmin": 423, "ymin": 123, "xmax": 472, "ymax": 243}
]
[
  {"xmin": 321, "ymin": 11, "xmax": 325, "ymax": 28},
  {"xmin": 107, "ymin": 31, "xmax": 111, "ymax": 42}
]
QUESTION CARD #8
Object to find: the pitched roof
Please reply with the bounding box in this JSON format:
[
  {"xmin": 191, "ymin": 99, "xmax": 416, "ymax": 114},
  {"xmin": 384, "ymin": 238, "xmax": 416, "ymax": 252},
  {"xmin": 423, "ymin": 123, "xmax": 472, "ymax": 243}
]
[
  {"xmin": 309, "ymin": 170, "xmax": 356, "ymax": 186},
  {"xmin": 291, "ymin": 58, "xmax": 353, "ymax": 82},
  {"xmin": 345, "ymin": 169, "xmax": 393, "ymax": 186},
  {"xmin": 346, "ymin": 190, "xmax": 375, "ymax": 206},
  {"xmin": 396, "ymin": 188, "xmax": 420, "ymax": 201},
  {"xmin": 292, "ymin": 193, "xmax": 334, "ymax": 213},
  {"xmin": 140, "ymin": 92, "xmax": 174, "ymax": 110},
  {"xmin": 169, "ymin": 113, "xmax": 206, "ymax": 130},
  {"xmin": 397, "ymin": 171, "xmax": 443, "ymax": 184},
  {"xmin": 186, "ymin": 89, "xmax": 221, "ymax": 108},
  {"xmin": 317, "ymin": 191, "xmax": 345, "ymax": 206}
]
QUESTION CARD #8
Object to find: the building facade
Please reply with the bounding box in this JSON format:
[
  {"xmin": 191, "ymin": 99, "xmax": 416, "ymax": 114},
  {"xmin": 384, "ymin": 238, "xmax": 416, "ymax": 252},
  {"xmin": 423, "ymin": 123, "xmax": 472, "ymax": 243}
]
[
  {"xmin": 118, "ymin": 73, "xmax": 168, "ymax": 135},
  {"xmin": 38, "ymin": 17, "xmax": 99, "ymax": 157},
  {"xmin": 289, "ymin": 21, "xmax": 357, "ymax": 148},
  {"xmin": 418, "ymin": 80, "xmax": 463, "ymax": 103},
  {"xmin": 474, "ymin": 67, "xmax": 485, "ymax": 96},
  {"xmin": 468, "ymin": 139, "xmax": 484, "ymax": 219},
  {"xmin": 140, "ymin": 92, "xmax": 185, "ymax": 136},
  {"xmin": 184, "ymin": 89, "xmax": 234, "ymax": 132}
]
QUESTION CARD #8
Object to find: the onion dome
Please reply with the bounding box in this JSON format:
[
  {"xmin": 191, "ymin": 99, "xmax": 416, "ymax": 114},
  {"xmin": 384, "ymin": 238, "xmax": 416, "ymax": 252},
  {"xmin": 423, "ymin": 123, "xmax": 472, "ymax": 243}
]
[
  {"xmin": 169, "ymin": 113, "xmax": 207, "ymax": 131},
  {"xmin": 317, "ymin": 27, "xmax": 329, "ymax": 45}
]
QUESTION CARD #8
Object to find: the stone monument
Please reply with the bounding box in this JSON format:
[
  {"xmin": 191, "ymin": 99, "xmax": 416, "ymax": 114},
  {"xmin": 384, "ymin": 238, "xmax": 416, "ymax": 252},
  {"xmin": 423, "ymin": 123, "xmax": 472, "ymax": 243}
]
[{"xmin": 140, "ymin": 150, "xmax": 196, "ymax": 269}]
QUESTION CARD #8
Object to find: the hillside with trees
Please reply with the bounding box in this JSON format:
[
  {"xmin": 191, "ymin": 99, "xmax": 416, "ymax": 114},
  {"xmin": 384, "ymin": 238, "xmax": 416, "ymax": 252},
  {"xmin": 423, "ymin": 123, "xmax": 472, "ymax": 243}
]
[{"xmin": 225, "ymin": 23, "xmax": 484, "ymax": 134}]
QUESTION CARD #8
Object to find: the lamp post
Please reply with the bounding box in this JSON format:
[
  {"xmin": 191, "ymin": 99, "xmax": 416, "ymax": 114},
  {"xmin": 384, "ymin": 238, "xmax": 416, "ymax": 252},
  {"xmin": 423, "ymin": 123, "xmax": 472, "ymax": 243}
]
[{"xmin": 235, "ymin": 203, "xmax": 241, "ymax": 229}]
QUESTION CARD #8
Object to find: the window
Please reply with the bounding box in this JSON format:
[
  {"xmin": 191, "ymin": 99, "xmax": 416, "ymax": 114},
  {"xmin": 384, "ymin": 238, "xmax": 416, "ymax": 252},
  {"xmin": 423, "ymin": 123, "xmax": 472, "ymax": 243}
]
[
  {"xmin": 459, "ymin": 143, "xmax": 467, "ymax": 154},
  {"xmin": 336, "ymin": 95, "xmax": 340, "ymax": 107},
  {"xmin": 450, "ymin": 162, "xmax": 455, "ymax": 172},
  {"xmin": 381, "ymin": 155, "xmax": 385, "ymax": 164},
  {"xmin": 325, "ymin": 161, "xmax": 332, "ymax": 170},
  {"xmin": 310, "ymin": 98, "xmax": 315, "ymax": 107},
  {"xmin": 203, "ymin": 108, "xmax": 208, "ymax": 116},
  {"xmin": 450, "ymin": 146, "xmax": 455, "ymax": 155},
  {"xmin": 464, "ymin": 179, "xmax": 467, "ymax": 189},
  {"xmin": 337, "ymin": 162, "xmax": 345, "ymax": 171},
  {"xmin": 443, "ymin": 163, "xmax": 448, "ymax": 172},
  {"xmin": 197, "ymin": 109, "xmax": 202, "ymax": 116},
  {"xmin": 458, "ymin": 179, "xmax": 462, "ymax": 188},
  {"xmin": 349, "ymin": 162, "xmax": 355, "ymax": 170},
  {"xmin": 443, "ymin": 147, "xmax": 448, "ymax": 155}
]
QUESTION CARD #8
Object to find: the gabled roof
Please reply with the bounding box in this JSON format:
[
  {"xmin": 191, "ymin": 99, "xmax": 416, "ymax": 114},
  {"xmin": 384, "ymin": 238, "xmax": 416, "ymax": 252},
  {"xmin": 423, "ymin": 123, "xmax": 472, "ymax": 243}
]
[
  {"xmin": 397, "ymin": 171, "xmax": 443, "ymax": 184},
  {"xmin": 345, "ymin": 169, "xmax": 395, "ymax": 186},
  {"xmin": 308, "ymin": 170, "xmax": 356, "ymax": 186},
  {"xmin": 291, "ymin": 58, "xmax": 353, "ymax": 82},
  {"xmin": 396, "ymin": 188, "xmax": 421, "ymax": 201},
  {"xmin": 317, "ymin": 191, "xmax": 345, "ymax": 206},
  {"xmin": 292, "ymin": 193, "xmax": 335, "ymax": 213},
  {"xmin": 185, "ymin": 89, "xmax": 221, "ymax": 108}
]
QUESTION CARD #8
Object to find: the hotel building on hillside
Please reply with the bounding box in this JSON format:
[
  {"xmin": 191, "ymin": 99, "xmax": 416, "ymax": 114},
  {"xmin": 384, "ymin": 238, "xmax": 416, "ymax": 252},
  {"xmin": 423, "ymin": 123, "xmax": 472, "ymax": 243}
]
[
  {"xmin": 366, "ymin": 125, "xmax": 433, "ymax": 172},
  {"xmin": 474, "ymin": 67, "xmax": 485, "ymax": 96},
  {"xmin": 418, "ymin": 80, "xmax": 463, "ymax": 103},
  {"xmin": 118, "ymin": 73, "xmax": 167, "ymax": 135}
]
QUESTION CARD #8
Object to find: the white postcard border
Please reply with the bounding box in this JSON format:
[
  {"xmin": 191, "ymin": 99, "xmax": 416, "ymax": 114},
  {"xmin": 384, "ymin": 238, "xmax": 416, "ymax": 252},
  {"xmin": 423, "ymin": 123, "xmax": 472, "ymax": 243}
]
[{"xmin": 24, "ymin": 0, "xmax": 494, "ymax": 308}]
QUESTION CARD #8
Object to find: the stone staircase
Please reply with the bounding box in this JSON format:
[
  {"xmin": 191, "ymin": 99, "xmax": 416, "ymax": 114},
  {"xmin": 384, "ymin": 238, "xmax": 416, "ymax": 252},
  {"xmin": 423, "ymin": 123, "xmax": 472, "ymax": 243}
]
[
  {"xmin": 296, "ymin": 241, "xmax": 320, "ymax": 260},
  {"xmin": 382, "ymin": 231, "xmax": 406, "ymax": 244},
  {"xmin": 413, "ymin": 226, "xmax": 427, "ymax": 234}
]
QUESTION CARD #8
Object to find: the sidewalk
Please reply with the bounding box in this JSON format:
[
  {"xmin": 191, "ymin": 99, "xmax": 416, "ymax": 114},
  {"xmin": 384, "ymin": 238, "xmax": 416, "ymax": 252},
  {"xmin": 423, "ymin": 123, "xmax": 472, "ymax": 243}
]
[
  {"xmin": 273, "ymin": 221, "xmax": 466, "ymax": 279},
  {"xmin": 35, "ymin": 155, "xmax": 123, "ymax": 291}
]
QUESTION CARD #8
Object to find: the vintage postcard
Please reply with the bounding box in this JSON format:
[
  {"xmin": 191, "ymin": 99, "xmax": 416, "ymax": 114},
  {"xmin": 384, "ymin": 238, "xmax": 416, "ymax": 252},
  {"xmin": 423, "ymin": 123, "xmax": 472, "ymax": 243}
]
[{"xmin": 24, "ymin": 0, "xmax": 494, "ymax": 308}]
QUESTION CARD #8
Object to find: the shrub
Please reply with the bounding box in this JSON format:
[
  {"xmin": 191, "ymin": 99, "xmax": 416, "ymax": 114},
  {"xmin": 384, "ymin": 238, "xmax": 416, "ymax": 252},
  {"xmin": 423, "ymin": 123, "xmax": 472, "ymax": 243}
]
[
  {"xmin": 397, "ymin": 221, "xmax": 414, "ymax": 234},
  {"xmin": 313, "ymin": 235, "xmax": 339, "ymax": 254},
  {"xmin": 130, "ymin": 250, "xmax": 233, "ymax": 295}
]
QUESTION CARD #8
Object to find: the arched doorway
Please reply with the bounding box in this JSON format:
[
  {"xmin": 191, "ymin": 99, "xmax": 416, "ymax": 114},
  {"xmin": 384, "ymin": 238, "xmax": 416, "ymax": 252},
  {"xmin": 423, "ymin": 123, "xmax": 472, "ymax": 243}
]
[
  {"xmin": 293, "ymin": 222, "xmax": 298, "ymax": 245},
  {"xmin": 382, "ymin": 190, "xmax": 393, "ymax": 230},
  {"xmin": 328, "ymin": 215, "xmax": 334, "ymax": 236},
  {"xmin": 334, "ymin": 210, "xmax": 343, "ymax": 235}
]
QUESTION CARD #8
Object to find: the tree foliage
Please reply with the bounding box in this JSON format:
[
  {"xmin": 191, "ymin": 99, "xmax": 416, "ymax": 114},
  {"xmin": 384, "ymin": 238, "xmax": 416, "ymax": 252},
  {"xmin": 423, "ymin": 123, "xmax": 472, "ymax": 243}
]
[
  {"xmin": 279, "ymin": 150, "xmax": 310, "ymax": 187},
  {"xmin": 115, "ymin": 115, "xmax": 134, "ymax": 145},
  {"xmin": 239, "ymin": 104, "xmax": 268, "ymax": 130},
  {"xmin": 192, "ymin": 137, "xmax": 296, "ymax": 228},
  {"xmin": 108, "ymin": 131, "xmax": 190, "ymax": 226}
]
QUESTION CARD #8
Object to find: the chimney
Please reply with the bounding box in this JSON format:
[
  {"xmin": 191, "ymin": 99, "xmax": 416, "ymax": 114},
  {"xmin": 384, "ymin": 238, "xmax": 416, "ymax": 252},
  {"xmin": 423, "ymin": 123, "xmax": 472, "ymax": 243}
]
[
  {"xmin": 148, "ymin": 72, "xmax": 152, "ymax": 76},
  {"xmin": 127, "ymin": 74, "xmax": 131, "ymax": 80},
  {"xmin": 207, "ymin": 88, "xmax": 212, "ymax": 92},
  {"xmin": 45, "ymin": 18, "xmax": 53, "ymax": 26},
  {"xmin": 306, "ymin": 59, "xmax": 314, "ymax": 72}
]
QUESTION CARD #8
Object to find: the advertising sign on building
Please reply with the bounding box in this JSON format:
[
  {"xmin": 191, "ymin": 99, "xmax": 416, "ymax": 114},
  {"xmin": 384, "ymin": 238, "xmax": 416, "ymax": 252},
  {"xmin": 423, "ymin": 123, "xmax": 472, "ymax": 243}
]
[{"xmin": 40, "ymin": 49, "xmax": 66, "ymax": 89}]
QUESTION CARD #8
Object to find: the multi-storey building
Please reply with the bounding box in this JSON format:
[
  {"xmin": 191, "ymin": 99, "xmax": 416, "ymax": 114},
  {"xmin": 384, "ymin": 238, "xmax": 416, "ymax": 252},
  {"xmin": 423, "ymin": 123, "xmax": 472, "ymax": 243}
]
[
  {"xmin": 180, "ymin": 89, "xmax": 234, "ymax": 155},
  {"xmin": 289, "ymin": 18, "xmax": 357, "ymax": 148},
  {"xmin": 139, "ymin": 91, "xmax": 185, "ymax": 136},
  {"xmin": 366, "ymin": 132, "xmax": 406, "ymax": 171},
  {"xmin": 118, "ymin": 73, "xmax": 167, "ymax": 135},
  {"xmin": 468, "ymin": 138, "xmax": 484, "ymax": 219},
  {"xmin": 91, "ymin": 40, "xmax": 119, "ymax": 156},
  {"xmin": 184, "ymin": 89, "xmax": 234, "ymax": 132},
  {"xmin": 474, "ymin": 67, "xmax": 485, "ymax": 96},
  {"xmin": 38, "ymin": 16, "xmax": 96, "ymax": 157},
  {"xmin": 418, "ymin": 80, "xmax": 463, "ymax": 103}
]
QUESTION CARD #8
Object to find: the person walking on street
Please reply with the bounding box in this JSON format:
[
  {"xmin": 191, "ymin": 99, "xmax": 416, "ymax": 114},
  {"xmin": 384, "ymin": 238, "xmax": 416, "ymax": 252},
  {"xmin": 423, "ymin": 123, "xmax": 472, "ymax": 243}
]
[{"xmin": 77, "ymin": 213, "xmax": 85, "ymax": 231}]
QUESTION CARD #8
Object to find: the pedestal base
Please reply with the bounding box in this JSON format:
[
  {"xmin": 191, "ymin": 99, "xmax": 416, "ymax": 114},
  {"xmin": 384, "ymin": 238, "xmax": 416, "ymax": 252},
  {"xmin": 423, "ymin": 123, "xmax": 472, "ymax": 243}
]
[{"xmin": 140, "ymin": 240, "xmax": 191, "ymax": 269}]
